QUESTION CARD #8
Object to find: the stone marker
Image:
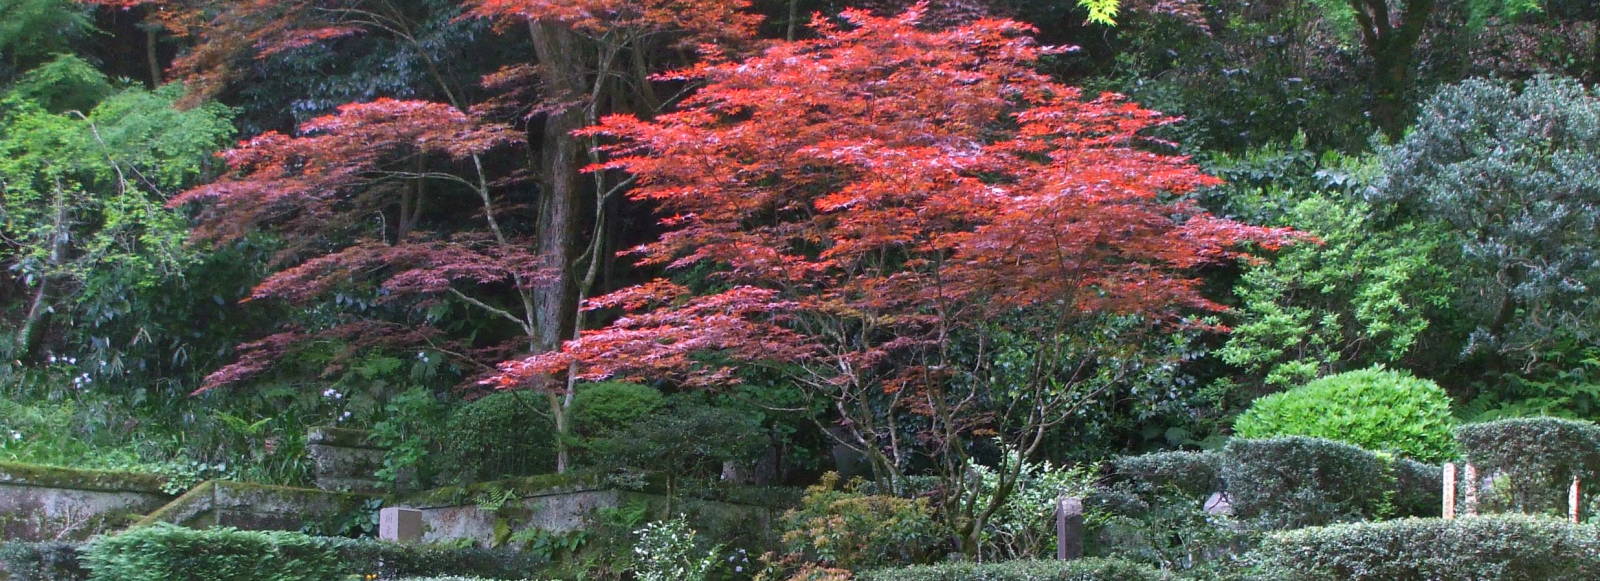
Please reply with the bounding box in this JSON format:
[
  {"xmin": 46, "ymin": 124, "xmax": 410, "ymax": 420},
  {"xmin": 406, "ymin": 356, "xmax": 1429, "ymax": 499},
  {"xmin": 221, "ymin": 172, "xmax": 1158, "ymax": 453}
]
[
  {"xmin": 1442, "ymin": 462, "xmax": 1456, "ymax": 519},
  {"xmin": 1056, "ymin": 496, "xmax": 1084, "ymax": 561},
  {"xmin": 379, "ymin": 507, "xmax": 423, "ymax": 543},
  {"xmin": 1572, "ymin": 477, "xmax": 1582, "ymax": 524},
  {"xmin": 1463, "ymin": 464, "xmax": 1479, "ymax": 516}
]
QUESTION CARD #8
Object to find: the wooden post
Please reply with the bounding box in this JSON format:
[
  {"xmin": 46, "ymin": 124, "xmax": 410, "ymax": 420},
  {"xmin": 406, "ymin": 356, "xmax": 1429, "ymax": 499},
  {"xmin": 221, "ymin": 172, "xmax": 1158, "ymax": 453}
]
[
  {"xmin": 1442, "ymin": 462, "xmax": 1456, "ymax": 519},
  {"xmin": 1571, "ymin": 477, "xmax": 1582, "ymax": 524},
  {"xmin": 1055, "ymin": 496, "xmax": 1084, "ymax": 561},
  {"xmin": 1463, "ymin": 463, "xmax": 1479, "ymax": 516}
]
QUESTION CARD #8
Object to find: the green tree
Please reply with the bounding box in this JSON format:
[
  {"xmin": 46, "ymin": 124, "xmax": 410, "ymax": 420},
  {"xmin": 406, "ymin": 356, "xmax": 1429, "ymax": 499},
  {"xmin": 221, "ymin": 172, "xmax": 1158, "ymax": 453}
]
[
  {"xmin": 1371, "ymin": 76, "xmax": 1600, "ymax": 369},
  {"xmin": 1221, "ymin": 193, "xmax": 1450, "ymax": 387}
]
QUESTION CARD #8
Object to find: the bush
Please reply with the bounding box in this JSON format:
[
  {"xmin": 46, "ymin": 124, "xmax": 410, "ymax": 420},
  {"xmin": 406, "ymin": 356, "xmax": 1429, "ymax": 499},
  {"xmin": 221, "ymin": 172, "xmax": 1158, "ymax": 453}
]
[
  {"xmin": 1112, "ymin": 450, "xmax": 1221, "ymax": 499},
  {"xmin": 80, "ymin": 524, "xmax": 543, "ymax": 581},
  {"xmin": 1455, "ymin": 417, "xmax": 1600, "ymax": 514},
  {"xmin": 1257, "ymin": 515, "xmax": 1600, "ymax": 580},
  {"xmin": 0, "ymin": 542, "xmax": 89, "ymax": 581},
  {"xmin": 1221, "ymin": 437, "xmax": 1435, "ymax": 530},
  {"xmin": 1233, "ymin": 367, "xmax": 1457, "ymax": 462},
  {"xmin": 777, "ymin": 472, "xmax": 943, "ymax": 571},
  {"xmin": 440, "ymin": 392, "xmax": 556, "ymax": 483},
  {"xmin": 570, "ymin": 382, "xmax": 664, "ymax": 437},
  {"xmin": 586, "ymin": 398, "xmax": 763, "ymax": 498},
  {"xmin": 856, "ymin": 558, "xmax": 1166, "ymax": 581}
]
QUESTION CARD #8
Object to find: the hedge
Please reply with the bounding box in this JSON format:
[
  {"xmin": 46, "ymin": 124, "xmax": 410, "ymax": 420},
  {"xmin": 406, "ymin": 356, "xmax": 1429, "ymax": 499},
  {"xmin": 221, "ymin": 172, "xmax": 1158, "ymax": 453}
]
[
  {"xmin": 1256, "ymin": 515, "xmax": 1600, "ymax": 580},
  {"xmin": 78, "ymin": 524, "xmax": 544, "ymax": 581},
  {"xmin": 0, "ymin": 542, "xmax": 89, "ymax": 581},
  {"xmin": 1455, "ymin": 417, "xmax": 1600, "ymax": 514},
  {"xmin": 1112, "ymin": 451, "xmax": 1221, "ymax": 499},
  {"xmin": 1221, "ymin": 437, "xmax": 1438, "ymax": 530},
  {"xmin": 856, "ymin": 558, "xmax": 1167, "ymax": 581}
]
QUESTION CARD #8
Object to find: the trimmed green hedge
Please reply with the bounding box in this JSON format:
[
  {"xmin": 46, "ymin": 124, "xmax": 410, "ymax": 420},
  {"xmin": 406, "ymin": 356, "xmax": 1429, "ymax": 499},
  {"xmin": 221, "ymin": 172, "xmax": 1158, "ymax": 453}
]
[
  {"xmin": 79, "ymin": 524, "xmax": 543, "ymax": 581},
  {"xmin": 1455, "ymin": 417, "xmax": 1600, "ymax": 514},
  {"xmin": 1112, "ymin": 450, "xmax": 1220, "ymax": 499},
  {"xmin": 0, "ymin": 542, "xmax": 89, "ymax": 581},
  {"xmin": 1221, "ymin": 437, "xmax": 1439, "ymax": 529},
  {"xmin": 1233, "ymin": 367, "xmax": 1457, "ymax": 462},
  {"xmin": 1257, "ymin": 515, "xmax": 1600, "ymax": 580},
  {"xmin": 857, "ymin": 558, "xmax": 1167, "ymax": 581}
]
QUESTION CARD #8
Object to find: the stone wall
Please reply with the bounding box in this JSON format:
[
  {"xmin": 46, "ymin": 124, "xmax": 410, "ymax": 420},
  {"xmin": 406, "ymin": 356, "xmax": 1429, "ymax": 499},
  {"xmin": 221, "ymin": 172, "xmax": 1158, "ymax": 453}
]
[
  {"xmin": 135, "ymin": 480, "xmax": 379, "ymax": 531},
  {"xmin": 397, "ymin": 474, "xmax": 785, "ymax": 547},
  {"xmin": 0, "ymin": 462, "xmax": 171, "ymax": 541},
  {"xmin": 305, "ymin": 426, "xmax": 387, "ymax": 494}
]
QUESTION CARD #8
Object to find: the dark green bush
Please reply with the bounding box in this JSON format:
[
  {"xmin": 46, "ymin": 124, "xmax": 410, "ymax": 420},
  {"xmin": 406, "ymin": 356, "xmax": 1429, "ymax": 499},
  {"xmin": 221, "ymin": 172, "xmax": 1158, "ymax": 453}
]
[
  {"xmin": 1112, "ymin": 450, "xmax": 1221, "ymax": 499},
  {"xmin": 1233, "ymin": 367, "xmax": 1457, "ymax": 462},
  {"xmin": 586, "ymin": 398, "xmax": 763, "ymax": 496},
  {"xmin": 1221, "ymin": 437, "xmax": 1433, "ymax": 530},
  {"xmin": 1257, "ymin": 515, "xmax": 1600, "ymax": 580},
  {"xmin": 857, "ymin": 558, "xmax": 1166, "ymax": 581},
  {"xmin": 569, "ymin": 381, "xmax": 664, "ymax": 437},
  {"xmin": 440, "ymin": 392, "xmax": 556, "ymax": 483},
  {"xmin": 80, "ymin": 524, "xmax": 543, "ymax": 581},
  {"xmin": 1455, "ymin": 416, "xmax": 1600, "ymax": 514},
  {"xmin": 83, "ymin": 525, "xmax": 345, "ymax": 581},
  {"xmin": 0, "ymin": 542, "xmax": 88, "ymax": 581}
]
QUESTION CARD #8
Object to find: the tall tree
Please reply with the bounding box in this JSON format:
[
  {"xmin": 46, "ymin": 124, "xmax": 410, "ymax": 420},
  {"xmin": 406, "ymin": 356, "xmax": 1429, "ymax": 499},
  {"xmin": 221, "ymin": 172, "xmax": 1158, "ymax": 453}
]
[{"xmin": 491, "ymin": 7, "xmax": 1300, "ymax": 554}]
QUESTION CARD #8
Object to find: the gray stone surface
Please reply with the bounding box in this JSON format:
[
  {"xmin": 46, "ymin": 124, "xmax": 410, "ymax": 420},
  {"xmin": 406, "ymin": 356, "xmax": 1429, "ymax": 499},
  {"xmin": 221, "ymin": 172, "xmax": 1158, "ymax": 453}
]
[
  {"xmin": 380, "ymin": 507, "xmax": 423, "ymax": 542},
  {"xmin": 0, "ymin": 464, "xmax": 170, "ymax": 541},
  {"xmin": 306, "ymin": 427, "xmax": 388, "ymax": 493}
]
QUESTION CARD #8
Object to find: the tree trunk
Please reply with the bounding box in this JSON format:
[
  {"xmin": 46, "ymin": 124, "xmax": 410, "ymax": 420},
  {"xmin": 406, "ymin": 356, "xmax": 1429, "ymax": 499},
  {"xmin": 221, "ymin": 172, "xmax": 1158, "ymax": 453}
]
[
  {"xmin": 145, "ymin": 26, "xmax": 162, "ymax": 88},
  {"xmin": 530, "ymin": 21, "xmax": 588, "ymax": 473},
  {"xmin": 14, "ymin": 190, "xmax": 70, "ymax": 359}
]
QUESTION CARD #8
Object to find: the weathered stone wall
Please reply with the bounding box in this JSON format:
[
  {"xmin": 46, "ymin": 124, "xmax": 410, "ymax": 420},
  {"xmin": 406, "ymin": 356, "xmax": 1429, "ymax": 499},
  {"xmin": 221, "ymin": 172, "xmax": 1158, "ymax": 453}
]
[
  {"xmin": 135, "ymin": 480, "xmax": 379, "ymax": 532},
  {"xmin": 306, "ymin": 426, "xmax": 387, "ymax": 494},
  {"xmin": 0, "ymin": 462, "xmax": 171, "ymax": 541},
  {"xmin": 396, "ymin": 474, "xmax": 782, "ymax": 547}
]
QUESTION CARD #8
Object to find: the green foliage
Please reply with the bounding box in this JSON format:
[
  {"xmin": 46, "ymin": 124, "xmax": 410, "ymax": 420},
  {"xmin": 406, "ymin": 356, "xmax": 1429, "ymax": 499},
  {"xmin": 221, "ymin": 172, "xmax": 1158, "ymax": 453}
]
[
  {"xmin": 972, "ymin": 454, "xmax": 1100, "ymax": 560},
  {"xmin": 856, "ymin": 558, "xmax": 1166, "ymax": 581},
  {"xmin": 631, "ymin": 517, "xmax": 720, "ymax": 581},
  {"xmin": 1257, "ymin": 515, "xmax": 1600, "ymax": 580},
  {"xmin": 1232, "ymin": 367, "xmax": 1458, "ymax": 462},
  {"xmin": 0, "ymin": 542, "xmax": 88, "ymax": 581},
  {"xmin": 83, "ymin": 525, "xmax": 348, "ymax": 581},
  {"xmin": 1371, "ymin": 76, "xmax": 1600, "ymax": 365},
  {"xmin": 777, "ymin": 472, "xmax": 943, "ymax": 571},
  {"xmin": 1221, "ymin": 437, "xmax": 1439, "ymax": 529},
  {"xmin": 439, "ymin": 392, "xmax": 556, "ymax": 484},
  {"xmin": 371, "ymin": 387, "xmax": 449, "ymax": 489},
  {"xmin": 81, "ymin": 524, "xmax": 544, "ymax": 581},
  {"xmin": 1219, "ymin": 195, "xmax": 1450, "ymax": 388},
  {"xmin": 585, "ymin": 397, "xmax": 763, "ymax": 498},
  {"xmin": 1112, "ymin": 451, "xmax": 1222, "ymax": 499},
  {"xmin": 569, "ymin": 381, "xmax": 664, "ymax": 438},
  {"xmin": 1455, "ymin": 417, "xmax": 1600, "ymax": 514},
  {"xmin": 0, "ymin": 0, "xmax": 89, "ymax": 67},
  {"xmin": 8, "ymin": 54, "xmax": 112, "ymax": 114},
  {"xmin": 1076, "ymin": 0, "xmax": 1120, "ymax": 26}
]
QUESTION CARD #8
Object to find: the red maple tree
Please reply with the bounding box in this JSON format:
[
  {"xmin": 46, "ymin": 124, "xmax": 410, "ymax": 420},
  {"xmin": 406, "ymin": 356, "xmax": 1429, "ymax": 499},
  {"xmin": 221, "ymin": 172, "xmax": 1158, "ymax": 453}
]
[{"xmin": 491, "ymin": 5, "xmax": 1301, "ymax": 553}]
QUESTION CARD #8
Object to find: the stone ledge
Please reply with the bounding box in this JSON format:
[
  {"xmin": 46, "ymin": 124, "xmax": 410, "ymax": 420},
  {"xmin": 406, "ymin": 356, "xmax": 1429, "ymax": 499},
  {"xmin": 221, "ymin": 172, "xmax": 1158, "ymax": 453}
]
[{"xmin": 0, "ymin": 461, "xmax": 168, "ymax": 494}]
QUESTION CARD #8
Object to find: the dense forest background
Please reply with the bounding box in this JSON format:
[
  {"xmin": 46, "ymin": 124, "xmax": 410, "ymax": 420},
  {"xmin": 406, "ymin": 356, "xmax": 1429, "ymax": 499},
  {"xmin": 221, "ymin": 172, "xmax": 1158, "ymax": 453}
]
[{"xmin": 2, "ymin": 0, "xmax": 1600, "ymax": 490}]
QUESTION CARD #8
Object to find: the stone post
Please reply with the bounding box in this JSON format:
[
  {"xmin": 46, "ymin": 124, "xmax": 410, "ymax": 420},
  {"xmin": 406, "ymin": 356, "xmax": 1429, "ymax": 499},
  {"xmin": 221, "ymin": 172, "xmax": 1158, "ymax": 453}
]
[
  {"xmin": 379, "ymin": 507, "xmax": 423, "ymax": 543},
  {"xmin": 1571, "ymin": 477, "xmax": 1582, "ymax": 524},
  {"xmin": 1055, "ymin": 496, "xmax": 1084, "ymax": 561},
  {"xmin": 1463, "ymin": 463, "xmax": 1479, "ymax": 516},
  {"xmin": 1442, "ymin": 462, "xmax": 1456, "ymax": 519}
]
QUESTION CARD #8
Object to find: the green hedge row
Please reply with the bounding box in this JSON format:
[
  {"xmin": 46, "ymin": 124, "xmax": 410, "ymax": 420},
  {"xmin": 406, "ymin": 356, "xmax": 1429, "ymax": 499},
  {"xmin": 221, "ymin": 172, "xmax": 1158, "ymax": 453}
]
[
  {"xmin": 2, "ymin": 524, "xmax": 545, "ymax": 581},
  {"xmin": 856, "ymin": 558, "xmax": 1166, "ymax": 581},
  {"xmin": 1257, "ymin": 515, "xmax": 1600, "ymax": 580}
]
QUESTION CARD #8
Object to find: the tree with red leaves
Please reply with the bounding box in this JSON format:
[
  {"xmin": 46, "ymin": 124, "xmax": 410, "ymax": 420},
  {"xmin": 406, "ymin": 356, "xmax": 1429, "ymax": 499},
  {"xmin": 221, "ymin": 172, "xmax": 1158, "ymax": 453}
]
[{"xmin": 491, "ymin": 6, "xmax": 1302, "ymax": 554}]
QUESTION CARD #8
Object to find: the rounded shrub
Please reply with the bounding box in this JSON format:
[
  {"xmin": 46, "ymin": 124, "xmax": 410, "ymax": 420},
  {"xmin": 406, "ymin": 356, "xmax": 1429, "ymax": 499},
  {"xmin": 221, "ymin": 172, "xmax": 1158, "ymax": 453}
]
[
  {"xmin": 857, "ymin": 558, "xmax": 1165, "ymax": 581},
  {"xmin": 1257, "ymin": 515, "xmax": 1600, "ymax": 580},
  {"xmin": 1455, "ymin": 416, "xmax": 1600, "ymax": 514},
  {"xmin": 440, "ymin": 392, "xmax": 556, "ymax": 483},
  {"xmin": 1233, "ymin": 366, "xmax": 1457, "ymax": 462},
  {"xmin": 569, "ymin": 381, "xmax": 664, "ymax": 437}
]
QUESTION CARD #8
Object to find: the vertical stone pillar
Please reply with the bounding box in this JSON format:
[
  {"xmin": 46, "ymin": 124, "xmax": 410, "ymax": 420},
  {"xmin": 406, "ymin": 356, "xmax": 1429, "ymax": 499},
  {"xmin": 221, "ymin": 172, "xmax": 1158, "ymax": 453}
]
[
  {"xmin": 1442, "ymin": 462, "xmax": 1456, "ymax": 519},
  {"xmin": 1463, "ymin": 463, "xmax": 1479, "ymax": 516},
  {"xmin": 1571, "ymin": 477, "xmax": 1582, "ymax": 524},
  {"xmin": 1056, "ymin": 496, "xmax": 1084, "ymax": 561},
  {"xmin": 379, "ymin": 507, "xmax": 423, "ymax": 543}
]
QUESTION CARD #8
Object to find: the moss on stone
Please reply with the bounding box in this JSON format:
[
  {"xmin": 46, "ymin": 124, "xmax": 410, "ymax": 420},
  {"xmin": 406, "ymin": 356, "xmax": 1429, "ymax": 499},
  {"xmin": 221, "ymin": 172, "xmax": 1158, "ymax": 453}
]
[
  {"xmin": 397, "ymin": 472, "xmax": 603, "ymax": 508},
  {"xmin": 306, "ymin": 426, "xmax": 383, "ymax": 449},
  {"xmin": 0, "ymin": 461, "xmax": 167, "ymax": 494}
]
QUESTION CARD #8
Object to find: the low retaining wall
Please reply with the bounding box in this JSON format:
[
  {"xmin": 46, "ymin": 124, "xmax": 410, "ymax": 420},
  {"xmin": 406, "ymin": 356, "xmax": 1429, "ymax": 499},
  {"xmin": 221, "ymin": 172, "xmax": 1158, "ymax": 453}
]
[
  {"xmin": 398, "ymin": 474, "xmax": 785, "ymax": 547},
  {"xmin": 0, "ymin": 462, "xmax": 171, "ymax": 541},
  {"xmin": 136, "ymin": 480, "xmax": 379, "ymax": 531}
]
